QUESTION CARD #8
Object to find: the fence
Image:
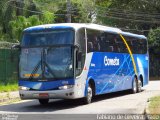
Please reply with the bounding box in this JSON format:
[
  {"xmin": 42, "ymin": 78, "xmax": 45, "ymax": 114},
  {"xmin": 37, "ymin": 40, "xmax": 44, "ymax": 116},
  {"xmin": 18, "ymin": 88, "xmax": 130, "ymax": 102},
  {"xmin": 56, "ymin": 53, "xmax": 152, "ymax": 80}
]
[{"xmin": 0, "ymin": 42, "xmax": 19, "ymax": 85}]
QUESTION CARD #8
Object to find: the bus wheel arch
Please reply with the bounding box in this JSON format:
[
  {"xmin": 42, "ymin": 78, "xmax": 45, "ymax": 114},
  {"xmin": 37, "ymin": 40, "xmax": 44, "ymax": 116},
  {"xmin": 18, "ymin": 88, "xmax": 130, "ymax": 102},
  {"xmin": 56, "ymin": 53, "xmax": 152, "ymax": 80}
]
[
  {"xmin": 88, "ymin": 79, "xmax": 96, "ymax": 96},
  {"xmin": 83, "ymin": 79, "xmax": 96, "ymax": 104},
  {"xmin": 131, "ymin": 75, "xmax": 138, "ymax": 94},
  {"xmin": 139, "ymin": 75, "xmax": 143, "ymax": 87},
  {"xmin": 137, "ymin": 74, "xmax": 143, "ymax": 92}
]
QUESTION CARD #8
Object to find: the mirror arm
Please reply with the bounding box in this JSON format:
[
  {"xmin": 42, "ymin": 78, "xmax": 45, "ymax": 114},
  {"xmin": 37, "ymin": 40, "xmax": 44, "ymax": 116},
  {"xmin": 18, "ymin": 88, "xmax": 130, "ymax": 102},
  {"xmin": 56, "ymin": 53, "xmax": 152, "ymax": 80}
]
[{"xmin": 11, "ymin": 44, "xmax": 21, "ymax": 50}]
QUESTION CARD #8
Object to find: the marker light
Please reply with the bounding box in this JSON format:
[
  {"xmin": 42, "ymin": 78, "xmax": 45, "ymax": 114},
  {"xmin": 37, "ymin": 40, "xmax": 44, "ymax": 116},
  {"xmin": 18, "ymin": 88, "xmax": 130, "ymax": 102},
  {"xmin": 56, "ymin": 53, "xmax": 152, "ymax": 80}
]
[
  {"xmin": 59, "ymin": 85, "xmax": 74, "ymax": 90},
  {"xmin": 19, "ymin": 86, "xmax": 30, "ymax": 91}
]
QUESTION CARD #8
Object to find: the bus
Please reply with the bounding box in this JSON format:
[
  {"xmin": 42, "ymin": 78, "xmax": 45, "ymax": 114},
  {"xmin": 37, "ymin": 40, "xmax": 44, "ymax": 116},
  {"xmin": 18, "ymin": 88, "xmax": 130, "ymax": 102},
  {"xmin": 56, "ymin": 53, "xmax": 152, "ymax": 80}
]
[{"xmin": 17, "ymin": 23, "xmax": 149, "ymax": 104}]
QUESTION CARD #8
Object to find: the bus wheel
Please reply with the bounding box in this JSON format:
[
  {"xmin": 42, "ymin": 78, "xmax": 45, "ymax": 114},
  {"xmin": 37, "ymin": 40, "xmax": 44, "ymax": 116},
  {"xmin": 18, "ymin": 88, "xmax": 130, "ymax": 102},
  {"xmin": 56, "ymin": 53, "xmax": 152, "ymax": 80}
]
[
  {"xmin": 84, "ymin": 84, "xmax": 93, "ymax": 104},
  {"xmin": 131, "ymin": 77, "xmax": 138, "ymax": 94},
  {"xmin": 137, "ymin": 80, "xmax": 142, "ymax": 93},
  {"xmin": 38, "ymin": 99, "xmax": 49, "ymax": 105}
]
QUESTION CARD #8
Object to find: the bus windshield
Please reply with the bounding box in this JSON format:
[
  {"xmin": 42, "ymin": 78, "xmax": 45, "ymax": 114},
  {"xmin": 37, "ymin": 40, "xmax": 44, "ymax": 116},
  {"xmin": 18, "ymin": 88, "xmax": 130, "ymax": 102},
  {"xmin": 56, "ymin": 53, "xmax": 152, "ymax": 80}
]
[
  {"xmin": 21, "ymin": 29, "xmax": 74, "ymax": 46},
  {"xmin": 19, "ymin": 29, "xmax": 74, "ymax": 80}
]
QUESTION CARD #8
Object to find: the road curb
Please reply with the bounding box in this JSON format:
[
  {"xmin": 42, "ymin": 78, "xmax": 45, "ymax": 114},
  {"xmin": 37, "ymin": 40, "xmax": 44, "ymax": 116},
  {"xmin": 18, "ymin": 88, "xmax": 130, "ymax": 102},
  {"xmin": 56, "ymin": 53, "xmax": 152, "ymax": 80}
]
[
  {"xmin": 144, "ymin": 98, "xmax": 160, "ymax": 120},
  {"xmin": 144, "ymin": 99, "xmax": 150, "ymax": 120},
  {"xmin": 0, "ymin": 97, "xmax": 20, "ymax": 103},
  {"xmin": 0, "ymin": 91, "xmax": 20, "ymax": 104}
]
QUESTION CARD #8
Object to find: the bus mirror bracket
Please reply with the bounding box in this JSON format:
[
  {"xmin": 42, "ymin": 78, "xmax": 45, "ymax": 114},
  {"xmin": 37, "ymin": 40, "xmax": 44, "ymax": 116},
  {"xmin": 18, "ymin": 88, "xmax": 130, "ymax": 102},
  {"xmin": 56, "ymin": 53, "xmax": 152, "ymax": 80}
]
[
  {"xmin": 11, "ymin": 44, "xmax": 21, "ymax": 50},
  {"xmin": 76, "ymin": 52, "xmax": 82, "ymax": 69},
  {"xmin": 77, "ymin": 52, "xmax": 82, "ymax": 61}
]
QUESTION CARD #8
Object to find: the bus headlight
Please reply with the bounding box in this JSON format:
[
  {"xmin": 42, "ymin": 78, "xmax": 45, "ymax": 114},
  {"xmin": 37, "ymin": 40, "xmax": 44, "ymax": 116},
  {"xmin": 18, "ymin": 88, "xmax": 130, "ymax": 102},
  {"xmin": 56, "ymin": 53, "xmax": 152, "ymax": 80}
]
[
  {"xmin": 59, "ymin": 85, "xmax": 74, "ymax": 90},
  {"xmin": 19, "ymin": 86, "xmax": 30, "ymax": 91}
]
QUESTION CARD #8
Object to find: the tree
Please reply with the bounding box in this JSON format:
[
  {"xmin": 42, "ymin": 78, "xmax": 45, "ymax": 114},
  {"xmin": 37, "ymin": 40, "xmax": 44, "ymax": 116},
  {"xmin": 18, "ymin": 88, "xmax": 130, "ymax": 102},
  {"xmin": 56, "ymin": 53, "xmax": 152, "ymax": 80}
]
[
  {"xmin": 148, "ymin": 28, "xmax": 160, "ymax": 54},
  {"xmin": 9, "ymin": 10, "xmax": 55, "ymax": 42},
  {"xmin": 41, "ymin": 11, "xmax": 55, "ymax": 24},
  {"xmin": 54, "ymin": 0, "xmax": 96, "ymax": 23},
  {"xmin": 1, "ymin": 0, "xmax": 160, "ymax": 42},
  {"xmin": 95, "ymin": 0, "xmax": 160, "ymax": 35},
  {"xmin": 9, "ymin": 15, "xmax": 40, "ymax": 41},
  {"xmin": 148, "ymin": 27, "xmax": 160, "ymax": 78}
]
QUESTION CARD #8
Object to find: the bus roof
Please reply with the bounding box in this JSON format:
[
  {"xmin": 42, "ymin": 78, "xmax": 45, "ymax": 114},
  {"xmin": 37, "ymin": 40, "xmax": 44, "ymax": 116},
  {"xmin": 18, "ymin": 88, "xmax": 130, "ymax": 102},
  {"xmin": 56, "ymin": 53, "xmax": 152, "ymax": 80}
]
[
  {"xmin": 24, "ymin": 23, "xmax": 146, "ymax": 39},
  {"xmin": 121, "ymin": 31, "xmax": 147, "ymax": 39}
]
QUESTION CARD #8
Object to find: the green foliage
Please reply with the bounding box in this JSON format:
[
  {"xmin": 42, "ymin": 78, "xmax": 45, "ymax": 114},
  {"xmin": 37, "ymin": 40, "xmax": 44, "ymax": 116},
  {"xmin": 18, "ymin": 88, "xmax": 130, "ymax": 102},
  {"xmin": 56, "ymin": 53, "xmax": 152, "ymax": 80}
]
[
  {"xmin": 41, "ymin": 11, "xmax": 55, "ymax": 24},
  {"xmin": 0, "ymin": 83, "xmax": 18, "ymax": 92},
  {"xmin": 54, "ymin": 0, "xmax": 95, "ymax": 23},
  {"xmin": 148, "ymin": 96, "xmax": 160, "ymax": 114},
  {"xmin": 0, "ymin": 0, "xmax": 160, "ymax": 42},
  {"xmin": 9, "ymin": 15, "xmax": 40, "ymax": 41},
  {"xmin": 9, "ymin": 11, "xmax": 55, "ymax": 41},
  {"xmin": 73, "ymin": 0, "xmax": 96, "ymax": 23},
  {"xmin": 0, "ymin": 0, "xmax": 56, "ymax": 42},
  {"xmin": 148, "ymin": 28, "xmax": 160, "ymax": 53},
  {"xmin": 96, "ymin": 0, "xmax": 160, "ymax": 34},
  {"xmin": 0, "ymin": 31, "xmax": 12, "ymax": 42}
]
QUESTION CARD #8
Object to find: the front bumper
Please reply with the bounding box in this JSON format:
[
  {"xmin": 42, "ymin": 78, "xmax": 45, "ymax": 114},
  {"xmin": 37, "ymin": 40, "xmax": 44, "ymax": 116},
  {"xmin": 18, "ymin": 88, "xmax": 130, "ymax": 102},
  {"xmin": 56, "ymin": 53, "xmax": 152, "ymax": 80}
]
[{"xmin": 19, "ymin": 88, "xmax": 78, "ymax": 100}]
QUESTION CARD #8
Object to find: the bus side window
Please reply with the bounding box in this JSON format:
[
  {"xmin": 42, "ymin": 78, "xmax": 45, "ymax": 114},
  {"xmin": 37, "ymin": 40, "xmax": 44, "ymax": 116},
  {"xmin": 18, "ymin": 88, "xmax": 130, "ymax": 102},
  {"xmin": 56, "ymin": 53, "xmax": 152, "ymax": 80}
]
[
  {"xmin": 113, "ymin": 36, "xmax": 120, "ymax": 53},
  {"xmin": 130, "ymin": 38, "xmax": 141, "ymax": 54},
  {"xmin": 107, "ymin": 34, "xmax": 121, "ymax": 53},
  {"xmin": 118, "ymin": 35, "xmax": 128, "ymax": 53},
  {"xmin": 108, "ymin": 46, "xmax": 114, "ymax": 52},
  {"xmin": 142, "ymin": 39, "xmax": 147, "ymax": 54},
  {"xmin": 105, "ymin": 33, "xmax": 113, "ymax": 52},
  {"xmin": 87, "ymin": 29, "xmax": 101, "ymax": 52},
  {"xmin": 88, "ymin": 42, "xmax": 93, "ymax": 52},
  {"xmin": 127, "ymin": 40, "xmax": 133, "ymax": 52},
  {"xmin": 99, "ymin": 33, "xmax": 106, "ymax": 52},
  {"xmin": 92, "ymin": 35, "xmax": 100, "ymax": 51},
  {"xmin": 76, "ymin": 28, "xmax": 86, "ymax": 76}
]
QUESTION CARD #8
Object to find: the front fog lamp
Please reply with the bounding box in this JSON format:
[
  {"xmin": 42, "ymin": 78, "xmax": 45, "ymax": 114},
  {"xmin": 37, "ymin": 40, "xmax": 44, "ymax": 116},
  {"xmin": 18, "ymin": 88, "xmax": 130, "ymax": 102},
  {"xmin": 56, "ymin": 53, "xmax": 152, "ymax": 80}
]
[
  {"xmin": 59, "ymin": 85, "xmax": 74, "ymax": 90},
  {"xmin": 19, "ymin": 86, "xmax": 30, "ymax": 91}
]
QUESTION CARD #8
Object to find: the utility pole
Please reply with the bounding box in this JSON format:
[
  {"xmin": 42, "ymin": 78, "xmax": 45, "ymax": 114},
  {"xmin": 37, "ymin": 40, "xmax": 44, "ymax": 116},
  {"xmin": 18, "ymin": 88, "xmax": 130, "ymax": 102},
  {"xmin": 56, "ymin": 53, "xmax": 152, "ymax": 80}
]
[
  {"xmin": 66, "ymin": 0, "xmax": 71, "ymax": 23},
  {"xmin": 16, "ymin": 0, "xmax": 24, "ymax": 16}
]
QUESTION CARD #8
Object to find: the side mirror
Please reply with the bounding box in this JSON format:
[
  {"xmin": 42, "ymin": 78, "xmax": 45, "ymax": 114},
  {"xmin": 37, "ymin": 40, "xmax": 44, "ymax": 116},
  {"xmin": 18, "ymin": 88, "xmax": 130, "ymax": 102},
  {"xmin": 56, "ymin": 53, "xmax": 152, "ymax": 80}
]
[
  {"xmin": 11, "ymin": 44, "xmax": 21, "ymax": 50},
  {"xmin": 87, "ymin": 42, "xmax": 93, "ymax": 52},
  {"xmin": 76, "ymin": 52, "xmax": 82, "ymax": 69},
  {"xmin": 77, "ymin": 52, "xmax": 82, "ymax": 61}
]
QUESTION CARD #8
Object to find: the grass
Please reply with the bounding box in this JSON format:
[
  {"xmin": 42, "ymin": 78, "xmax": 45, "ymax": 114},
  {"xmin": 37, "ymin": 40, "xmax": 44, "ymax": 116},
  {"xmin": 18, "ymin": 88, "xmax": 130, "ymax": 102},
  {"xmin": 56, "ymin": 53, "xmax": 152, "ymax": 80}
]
[
  {"xmin": 148, "ymin": 96, "xmax": 160, "ymax": 114},
  {"xmin": 0, "ymin": 82, "xmax": 18, "ymax": 92},
  {"xmin": 0, "ymin": 82, "xmax": 20, "ymax": 105}
]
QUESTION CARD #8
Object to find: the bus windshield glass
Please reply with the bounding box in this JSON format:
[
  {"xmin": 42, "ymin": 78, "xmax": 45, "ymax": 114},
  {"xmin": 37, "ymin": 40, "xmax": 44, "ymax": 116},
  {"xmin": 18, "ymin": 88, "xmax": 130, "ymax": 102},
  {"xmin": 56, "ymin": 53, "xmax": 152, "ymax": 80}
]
[
  {"xmin": 19, "ymin": 46, "xmax": 73, "ymax": 80},
  {"xmin": 19, "ymin": 29, "xmax": 74, "ymax": 80},
  {"xmin": 21, "ymin": 29, "xmax": 74, "ymax": 46}
]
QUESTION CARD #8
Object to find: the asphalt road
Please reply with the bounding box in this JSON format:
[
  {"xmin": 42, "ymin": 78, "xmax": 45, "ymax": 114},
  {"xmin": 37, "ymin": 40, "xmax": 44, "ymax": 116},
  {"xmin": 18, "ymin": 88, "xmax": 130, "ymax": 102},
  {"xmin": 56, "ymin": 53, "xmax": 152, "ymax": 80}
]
[{"xmin": 0, "ymin": 81, "xmax": 160, "ymax": 120}]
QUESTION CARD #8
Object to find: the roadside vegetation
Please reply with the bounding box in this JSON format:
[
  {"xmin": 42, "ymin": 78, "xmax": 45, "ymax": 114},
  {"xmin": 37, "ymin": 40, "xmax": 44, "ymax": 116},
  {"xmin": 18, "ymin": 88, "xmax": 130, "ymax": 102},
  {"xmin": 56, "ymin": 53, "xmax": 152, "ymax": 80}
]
[
  {"xmin": 0, "ymin": 82, "xmax": 18, "ymax": 92},
  {"xmin": 148, "ymin": 96, "xmax": 160, "ymax": 114}
]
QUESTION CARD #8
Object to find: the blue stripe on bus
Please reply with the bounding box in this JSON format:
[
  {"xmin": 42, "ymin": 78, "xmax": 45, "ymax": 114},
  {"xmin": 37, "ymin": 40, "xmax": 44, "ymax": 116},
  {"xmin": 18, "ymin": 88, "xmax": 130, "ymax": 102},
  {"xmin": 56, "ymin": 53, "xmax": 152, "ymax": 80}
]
[
  {"xmin": 99, "ymin": 54, "xmax": 131, "ymax": 93},
  {"xmin": 86, "ymin": 52, "xmax": 148, "ymax": 95}
]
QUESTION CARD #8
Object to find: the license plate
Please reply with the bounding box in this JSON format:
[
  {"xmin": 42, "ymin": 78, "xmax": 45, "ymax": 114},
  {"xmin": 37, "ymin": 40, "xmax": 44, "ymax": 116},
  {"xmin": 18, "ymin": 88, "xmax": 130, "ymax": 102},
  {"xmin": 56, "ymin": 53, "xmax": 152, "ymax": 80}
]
[{"xmin": 39, "ymin": 93, "xmax": 49, "ymax": 98}]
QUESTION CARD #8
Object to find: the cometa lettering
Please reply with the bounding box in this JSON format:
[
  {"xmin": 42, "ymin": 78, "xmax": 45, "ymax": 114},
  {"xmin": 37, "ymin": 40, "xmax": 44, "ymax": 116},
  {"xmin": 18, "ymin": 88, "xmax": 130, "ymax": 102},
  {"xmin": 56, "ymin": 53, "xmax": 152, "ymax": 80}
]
[{"xmin": 104, "ymin": 56, "xmax": 120, "ymax": 66}]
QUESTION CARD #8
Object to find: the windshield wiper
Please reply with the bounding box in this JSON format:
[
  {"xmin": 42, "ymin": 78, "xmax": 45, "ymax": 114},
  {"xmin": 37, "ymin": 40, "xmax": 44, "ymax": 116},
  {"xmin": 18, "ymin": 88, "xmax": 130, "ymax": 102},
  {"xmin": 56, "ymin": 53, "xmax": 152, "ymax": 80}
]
[
  {"xmin": 43, "ymin": 61, "xmax": 56, "ymax": 78},
  {"xmin": 29, "ymin": 60, "xmax": 41, "ymax": 80},
  {"xmin": 28, "ymin": 48, "xmax": 56, "ymax": 80},
  {"xmin": 42, "ymin": 48, "xmax": 56, "ymax": 78},
  {"xmin": 27, "ymin": 46, "xmax": 72, "ymax": 80},
  {"xmin": 29, "ymin": 48, "xmax": 44, "ymax": 80}
]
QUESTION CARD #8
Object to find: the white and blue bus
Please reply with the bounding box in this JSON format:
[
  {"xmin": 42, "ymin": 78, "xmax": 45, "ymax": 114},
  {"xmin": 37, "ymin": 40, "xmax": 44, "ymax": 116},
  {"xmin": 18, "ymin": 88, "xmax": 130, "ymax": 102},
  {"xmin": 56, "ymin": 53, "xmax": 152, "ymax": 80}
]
[{"xmin": 18, "ymin": 23, "xmax": 149, "ymax": 104}]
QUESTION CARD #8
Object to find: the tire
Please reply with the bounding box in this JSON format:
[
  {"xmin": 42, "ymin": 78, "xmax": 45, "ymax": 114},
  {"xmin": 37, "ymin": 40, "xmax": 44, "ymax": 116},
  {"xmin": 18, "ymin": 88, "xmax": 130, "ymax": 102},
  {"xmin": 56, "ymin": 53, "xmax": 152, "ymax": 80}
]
[
  {"xmin": 38, "ymin": 99, "xmax": 49, "ymax": 105},
  {"xmin": 131, "ymin": 77, "xmax": 138, "ymax": 94},
  {"xmin": 137, "ymin": 80, "xmax": 142, "ymax": 93},
  {"xmin": 83, "ymin": 84, "xmax": 93, "ymax": 104}
]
